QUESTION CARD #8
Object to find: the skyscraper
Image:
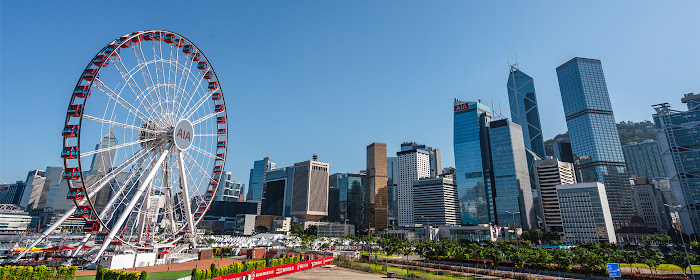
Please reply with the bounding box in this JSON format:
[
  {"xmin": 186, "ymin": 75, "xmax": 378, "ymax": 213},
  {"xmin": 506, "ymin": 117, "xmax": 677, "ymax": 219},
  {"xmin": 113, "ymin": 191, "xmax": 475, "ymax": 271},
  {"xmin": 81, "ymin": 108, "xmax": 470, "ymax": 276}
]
[
  {"xmin": 329, "ymin": 173, "xmax": 366, "ymax": 231},
  {"xmin": 622, "ymin": 140, "xmax": 667, "ymax": 179},
  {"xmin": 247, "ymin": 157, "xmax": 274, "ymax": 203},
  {"xmin": 533, "ymin": 158, "xmax": 577, "ymax": 232},
  {"xmin": 453, "ymin": 99, "xmax": 494, "ymax": 225},
  {"xmin": 552, "ymin": 141, "xmax": 574, "ymax": 163},
  {"xmin": 507, "ymin": 65, "xmax": 546, "ymax": 159},
  {"xmin": 557, "ymin": 182, "xmax": 617, "ymax": 244},
  {"xmin": 412, "ymin": 178, "xmax": 460, "ymax": 226},
  {"xmin": 290, "ymin": 160, "xmax": 329, "ymax": 221},
  {"xmin": 366, "ymin": 143, "xmax": 388, "ymax": 231},
  {"xmin": 489, "ymin": 119, "xmax": 535, "ymax": 229},
  {"xmin": 387, "ymin": 157, "xmax": 399, "ymax": 228},
  {"xmin": 400, "ymin": 142, "xmax": 442, "ymax": 177},
  {"xmin": 89, "ymin": 129, "xmax": 118, "ymax": 175},
  {"xmin": 653, "ymin": 93, "xmax": 700, "ymax": 234},
  {"xmin": 397, "ymin": 148, "xmax": 430, "ymax": 226},
  {"xmin": 261, "ymin": 166, "xmax": 293, "ymax": 216},
  {"xmin": 556, "ymin": 57, "xmax": 633, "ymax": 228}
]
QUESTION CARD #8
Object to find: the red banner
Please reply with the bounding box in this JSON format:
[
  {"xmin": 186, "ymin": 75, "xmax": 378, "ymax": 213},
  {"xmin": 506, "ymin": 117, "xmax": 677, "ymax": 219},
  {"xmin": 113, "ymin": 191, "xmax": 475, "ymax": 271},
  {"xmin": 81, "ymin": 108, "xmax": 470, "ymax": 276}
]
[{"xmin": 215, "ymin": 256, "xmax": 334, "ymax": 280}]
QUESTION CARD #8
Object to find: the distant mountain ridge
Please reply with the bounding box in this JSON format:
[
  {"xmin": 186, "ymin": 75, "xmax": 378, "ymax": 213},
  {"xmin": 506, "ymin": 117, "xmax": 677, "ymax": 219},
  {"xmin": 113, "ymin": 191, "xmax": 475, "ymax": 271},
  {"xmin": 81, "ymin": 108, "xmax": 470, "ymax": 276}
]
[{"xmin": 544, "ymin": 120, "xmax": 657, "ymax": 157}]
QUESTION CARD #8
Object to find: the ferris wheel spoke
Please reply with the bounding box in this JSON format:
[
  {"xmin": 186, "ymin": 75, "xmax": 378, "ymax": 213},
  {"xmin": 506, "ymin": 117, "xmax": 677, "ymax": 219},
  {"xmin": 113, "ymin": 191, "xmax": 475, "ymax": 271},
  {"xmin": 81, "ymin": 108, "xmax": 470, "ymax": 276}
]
[
  {"xmin": 181, "ymin": 91, "xmax": 214, "ymax": 121},
  {"xmin": 178, "ymin": 72, "xmax": 209, "ymax": 119},
  {"xmin": 80, "ymin": 137, "xmax": 157, "ymax": 158},
  {"xmin": 83, "ymin": 147, "xmax": 152, "ymax": 193},
  {"xmin": 133, "ymin": 44, "xmax": 169, "ymax": 123},
  {"xmin": 97, "ymin": 149, "xmax": 152, "ymax": 221},
  {"xmin": 82, "ymin": 114, "xmax": 162, "ymax": 133},
  {"xmin": 93, "ymin": 78, "xmax": 157, "ymax": 124},
  {"xmin": 169, "ymin": 45, "xmax": 181, "ymax": 125},
  {"xmin": 174, "ymin": 53, "xmax": 201, "ymax": 119},
  {"xmin": 189, "ymin": 144, "xmax": 221, "ymax": 161},
  {"xmin": 191, "ymin": 111, "xmax": 218, "ymax": 126},
  {"xmin": 112, "ymin": 54, "xmax": 170, "ymax": 125}
]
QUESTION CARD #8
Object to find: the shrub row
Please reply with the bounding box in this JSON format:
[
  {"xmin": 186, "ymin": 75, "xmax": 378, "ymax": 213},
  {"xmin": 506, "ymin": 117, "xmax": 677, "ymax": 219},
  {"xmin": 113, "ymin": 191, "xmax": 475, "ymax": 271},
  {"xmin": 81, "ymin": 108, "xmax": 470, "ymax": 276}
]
[
  {"xmin": 192, "ymin": 255, "xmax": 304, "ymax": 280},
  {"xmin": 0, "ymin": 265, "xmax": 77, "ymax": 280},
  {"xmin": 95, "ymin": 265, "xmax": 147, "ymax": 280}
]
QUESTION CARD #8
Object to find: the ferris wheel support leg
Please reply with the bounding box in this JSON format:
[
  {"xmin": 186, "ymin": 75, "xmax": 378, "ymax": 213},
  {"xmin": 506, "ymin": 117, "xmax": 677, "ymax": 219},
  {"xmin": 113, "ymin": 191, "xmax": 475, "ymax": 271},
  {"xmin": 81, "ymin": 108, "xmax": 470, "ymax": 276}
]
[
  {"xmin": 71, "ymin": 233, "xmax": 93, "ymax": 258},
  {"xmin": 12, "ymin": 205, "xmax": 78, "ymax": 261},
  {"xmin": 178, "ymin": 150, "xmax": 197, "ymax": 244},
  {"xmin": 91, "ymin": 150, "xmax": 170, "ymax": 264}
]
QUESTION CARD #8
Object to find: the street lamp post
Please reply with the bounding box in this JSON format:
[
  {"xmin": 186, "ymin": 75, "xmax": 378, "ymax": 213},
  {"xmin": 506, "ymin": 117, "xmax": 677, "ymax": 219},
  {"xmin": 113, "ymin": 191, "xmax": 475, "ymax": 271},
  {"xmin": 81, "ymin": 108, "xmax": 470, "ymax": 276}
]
[
  {"xmin": 666, "ymin": 204, "xmax": 695, "ymax": 280},
  {"xmin": 505, "ymin": 211, "xmax": 520, "ymax": 245}
]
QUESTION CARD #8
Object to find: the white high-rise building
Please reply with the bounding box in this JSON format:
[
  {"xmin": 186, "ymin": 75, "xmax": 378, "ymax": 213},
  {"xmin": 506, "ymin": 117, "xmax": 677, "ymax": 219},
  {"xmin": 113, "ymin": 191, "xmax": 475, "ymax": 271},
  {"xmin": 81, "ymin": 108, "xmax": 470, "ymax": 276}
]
[
  {"xmin": 397, "ymin": 149, "xmax": 430, "ymax": 226},
  {"xmin": 557, "ymin": 182, "xmax": 616, "ymax": 244}
]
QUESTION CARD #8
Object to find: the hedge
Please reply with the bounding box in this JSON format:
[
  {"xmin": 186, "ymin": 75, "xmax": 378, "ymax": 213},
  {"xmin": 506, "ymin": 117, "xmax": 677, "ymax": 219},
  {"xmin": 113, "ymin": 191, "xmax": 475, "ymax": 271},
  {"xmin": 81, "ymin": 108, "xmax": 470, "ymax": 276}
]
[
  {"xmin": 191, "ymin": 255, "xmax": 304, "ymax": 280},
  {"xmin": 0, "ymin": 265, "xmax": 77, "ymax": 280}
]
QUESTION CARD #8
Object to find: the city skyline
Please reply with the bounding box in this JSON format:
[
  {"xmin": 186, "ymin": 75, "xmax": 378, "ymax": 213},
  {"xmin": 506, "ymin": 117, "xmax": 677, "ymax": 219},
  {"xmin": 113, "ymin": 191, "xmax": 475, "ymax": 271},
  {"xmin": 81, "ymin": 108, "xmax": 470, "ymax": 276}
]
[{"xmin": 3, "ymin": 1, "xmax": 700, "ymax": 186}]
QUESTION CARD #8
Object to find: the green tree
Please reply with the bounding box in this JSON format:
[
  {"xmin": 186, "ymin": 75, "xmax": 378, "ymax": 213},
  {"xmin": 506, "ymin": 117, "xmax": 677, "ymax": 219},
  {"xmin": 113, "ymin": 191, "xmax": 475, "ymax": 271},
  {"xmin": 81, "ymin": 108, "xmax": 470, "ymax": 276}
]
[
  {"xmin": 139, "ymin": 271, "xmax": 148, "ymax": 280},
  {"xmin": 643, "ymin": 248, "xmax": 663, "ymax": 275},
  {"xmin": 669, "ymin": 250, "xmax": 696, "ymax": 276},
  {"xmin": 95, "ymin": 265, "xmax": 104, "ymax": 280}
]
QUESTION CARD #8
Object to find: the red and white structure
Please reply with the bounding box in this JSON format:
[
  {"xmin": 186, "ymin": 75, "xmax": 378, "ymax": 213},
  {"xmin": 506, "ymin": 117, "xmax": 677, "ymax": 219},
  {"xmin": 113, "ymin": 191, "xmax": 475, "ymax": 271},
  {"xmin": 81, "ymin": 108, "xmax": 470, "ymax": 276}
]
[{"xmin": 14, "ymin": 30, "xmax": 228, "ymax": 263}]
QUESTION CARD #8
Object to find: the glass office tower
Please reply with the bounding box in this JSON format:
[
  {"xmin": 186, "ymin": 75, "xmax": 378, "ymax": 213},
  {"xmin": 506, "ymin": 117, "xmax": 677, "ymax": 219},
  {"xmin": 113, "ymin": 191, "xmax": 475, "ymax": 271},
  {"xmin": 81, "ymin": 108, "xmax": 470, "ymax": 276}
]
[
  {"xmin": 247, "ymin": 157, "xmax": 274, "ymax": 202},
  {"xmin": 489, "ymin": 119, "xmax": 535, "ymax": 229},
  {"xmin": 622, "ymin": 140, "xmax": 667, "ymax": 179},
  {"xmin": 453, "ymin": 99, "xmax": 494, "ymax": 225},
  {"xmin": 556, "ymin": 57, "xmax": 633, "ymax": 228},
  {"xmin": 653, "ymin": 93, "xmax": 700, "ymax": 235},
  {"xmin": 507, "ymin": 65, "xmax": 546, "ymax": 159}
]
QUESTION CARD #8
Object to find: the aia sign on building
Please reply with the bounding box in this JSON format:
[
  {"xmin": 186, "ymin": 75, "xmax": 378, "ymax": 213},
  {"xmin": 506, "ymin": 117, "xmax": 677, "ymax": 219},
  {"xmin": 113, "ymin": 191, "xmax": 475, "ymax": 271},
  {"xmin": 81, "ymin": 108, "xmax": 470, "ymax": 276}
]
[{"xmin": 454, "ymin": 103, "xmax": 469, "ymax": 112}]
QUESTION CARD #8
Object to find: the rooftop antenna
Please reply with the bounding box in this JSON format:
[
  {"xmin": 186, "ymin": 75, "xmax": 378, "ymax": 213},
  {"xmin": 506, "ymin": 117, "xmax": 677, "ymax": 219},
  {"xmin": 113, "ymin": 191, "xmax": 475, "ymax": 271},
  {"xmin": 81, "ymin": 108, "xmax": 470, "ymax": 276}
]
[{"xmin": 312, "ymin": 154, "xmax": 318, "ymax": 161}]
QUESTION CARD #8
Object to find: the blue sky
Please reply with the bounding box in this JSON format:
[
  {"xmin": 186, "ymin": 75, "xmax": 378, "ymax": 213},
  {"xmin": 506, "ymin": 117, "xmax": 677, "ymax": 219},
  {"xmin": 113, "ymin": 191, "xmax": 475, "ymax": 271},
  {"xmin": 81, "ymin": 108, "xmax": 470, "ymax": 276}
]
[{"xmin": 1, "ymin": 1, "xmax": 699, "ymax": 186}]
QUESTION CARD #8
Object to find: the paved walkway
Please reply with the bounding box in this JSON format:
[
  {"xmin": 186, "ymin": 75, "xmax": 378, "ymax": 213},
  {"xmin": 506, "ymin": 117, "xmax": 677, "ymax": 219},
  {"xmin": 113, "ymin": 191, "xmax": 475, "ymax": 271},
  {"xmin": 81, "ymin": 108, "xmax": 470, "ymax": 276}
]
[
  {"xmin": 76, "ymin": 257, "xmax": 241, "ymax": 276},
  {"xmin": 276, "ymin": 266, "xmax": 388, "ymax": 280}
]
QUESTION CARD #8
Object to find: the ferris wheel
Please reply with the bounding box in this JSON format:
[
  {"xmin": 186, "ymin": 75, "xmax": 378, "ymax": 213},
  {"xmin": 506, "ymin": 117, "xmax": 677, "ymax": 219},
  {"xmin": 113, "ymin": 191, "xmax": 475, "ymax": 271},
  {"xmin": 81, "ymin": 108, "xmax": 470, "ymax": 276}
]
[{"xmin": 15, "ymin": 30, "xmax": 227, "ymax": 262}]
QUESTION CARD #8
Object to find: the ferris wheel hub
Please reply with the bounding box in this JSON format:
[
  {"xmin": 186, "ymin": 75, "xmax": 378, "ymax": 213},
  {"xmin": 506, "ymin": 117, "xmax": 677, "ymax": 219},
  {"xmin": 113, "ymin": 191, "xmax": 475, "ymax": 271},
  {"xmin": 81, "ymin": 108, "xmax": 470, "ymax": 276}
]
[{"xmin": 173, "ymin": 119, "xmax": 194, "ymax": 151}]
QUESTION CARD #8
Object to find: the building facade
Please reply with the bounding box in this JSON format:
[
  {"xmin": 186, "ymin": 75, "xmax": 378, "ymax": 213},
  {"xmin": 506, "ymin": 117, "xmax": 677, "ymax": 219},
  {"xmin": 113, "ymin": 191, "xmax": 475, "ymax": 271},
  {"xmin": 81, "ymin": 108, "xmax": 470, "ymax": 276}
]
[
  {"xmin": 453, "ymin": 99, "xmax": 495, "ymax": 225},
  {"xmin": 366, "ymin": 143, "xmax": 388, "ymax": 231},
  {"xmin": 247, "ymin": 157, "xmax": 275, "ymax": 203},
  {"xmin": 653, "ymin": 93, "xmax": 700, "ymax": 234},
  {"xmin": 623, "ymin": 140, "xmax": 667, "ymax": 180},
  {"xmin": 261, "ymin": 167, "xmax": 294, "ymax": 216},
  {"xmin": 631, "ymin": 178, "xmax": 673, "ymax": 232},
  {"xmin": 412, "ymin": 178, "xmax": 460, "ymax": 226},
  {"xmin": 553, "ymin": 141, "xmax": 574, "ymax": 164},
  {"xmin": 290, "ymin": 160, "xmax": 329, "ymax": 221},
  {"xmin": 215, "ymin": 171, "xmax": 244, "ymax": 202},
  {"xmin": 489, "ymin": 119, "xmax": 535, "ymax": 229},
  {"xmin": 387, "ymin": 157, "xmax": 399, "ymax": 228},
  {"xmin": 400, "ymin": 142, "xmax": 442, "ymax": 177},
  {"xmin": 533, "ymin": 158, "xmax": 577, "ymax": 231},
  {"xmin": 557, "ymin": 182, "xmax": 616, "ymax": 244},
  {"xmin": 556, "ymin": 57, "xmax": 633, "ymax": 228},
  {"xmin": 507, "ymin": 65, "xmax": 546, "ymax": 159},
  {"xmin": 397, "ymin": 149, "xmax": 431, "ymax": 226},
  {"xmin": 317, "ymin": 223, "xmax": 356, "ymax": 237}
]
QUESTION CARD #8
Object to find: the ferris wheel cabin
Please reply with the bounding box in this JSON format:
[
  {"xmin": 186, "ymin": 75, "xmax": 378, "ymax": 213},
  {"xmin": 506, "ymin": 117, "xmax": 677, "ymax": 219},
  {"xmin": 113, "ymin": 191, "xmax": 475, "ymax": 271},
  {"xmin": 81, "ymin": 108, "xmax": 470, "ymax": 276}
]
[
  {"xmin": 61, "ymin": 146, "xmax": 78, "ymax": 159},
  {"xmin": 93, "ymin": 55, "xmax": 110, "ymax": 67},
  {"xmin": 182, "ymin": 45, "xmax": 194, "ymax": 54},
  {"xmin": 62, "ymin": 168, "xmax": 81, "ymax": 180},
  {"xmin": 67, "ymin": 105, "xmax": 83, "ymax": 117},
  {"xmin": 204, "ymin": 71, "xmax": 214, "ymax": 80},
  {"xmin": 214, "ymin": 104, "xmax": 224, "ymax": 112},
  {"xmin": 164, "ymin": 34, "xmax": 177, "ymax": 43},
  {"xmin": 105, "ymin": 45, "xmax": 120, "ymax": 56},
  {"xmin": 73, "ymin": 86, "xmax": 90, "ymax": 98},
  {"xmin": 197, "ymin": 61, "xmax": 208, "ymax": 70},
  {"xmin": 217, "ymin": 141, "xmax": 226, "ymax": 149},
  {"xmin": 216, "ymin": 116, "xmax": 226, "ymax": 124},
  {"xmin": 212, "ymin": 92, "xmax": 222, "ymax": 101},
  {"xmin": 208, "ymin": 82, "xmax": 219, "ymax": 90},
  {"xmin": 83, "ymin": 221, "xmax": 100, "ymax": 233},
  {"xmin": 66, "ymin": 188, "xmax": 85, "ymax": 200},
  {"xmin": 81, "ymin": 69, "xmax": 99, "ymax": 81},
  {"xmin": 74, "ymin": 206, "xmax": 93, "ymax": 218},
  {"xmin": 62, "ymin": 125, "xmax": 79, "ymax": 138}
]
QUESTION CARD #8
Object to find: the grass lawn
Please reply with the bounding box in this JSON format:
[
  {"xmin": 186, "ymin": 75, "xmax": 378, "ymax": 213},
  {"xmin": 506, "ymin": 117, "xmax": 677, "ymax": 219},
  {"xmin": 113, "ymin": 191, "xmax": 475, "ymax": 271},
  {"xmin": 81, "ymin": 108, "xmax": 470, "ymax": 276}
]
[
  {"xmin": 75, "ymin": 270, "xmax": 191, "ymax": 280},
  {"xmin": 360, "ymin": 252, "xmax": 399, "ymax": 258},
  {"xmin": 621, "ymin": 263, "xmax": 700, "ymax": 272},
  {"xmin": 344, "ymin": 260, "xmax": 475, "ymax": 280}
]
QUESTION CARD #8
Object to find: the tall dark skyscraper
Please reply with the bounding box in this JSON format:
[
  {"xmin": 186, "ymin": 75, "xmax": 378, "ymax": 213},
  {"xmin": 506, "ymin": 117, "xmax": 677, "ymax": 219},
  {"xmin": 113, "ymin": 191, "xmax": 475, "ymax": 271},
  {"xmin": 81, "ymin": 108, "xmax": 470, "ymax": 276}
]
[
  {"xmin": 507, "ymin": 64, "xmax": 546, "ymax": 159},
  {"xmin": 556, "ymin": 57, "xmax": 633, "ymax": 228}
]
